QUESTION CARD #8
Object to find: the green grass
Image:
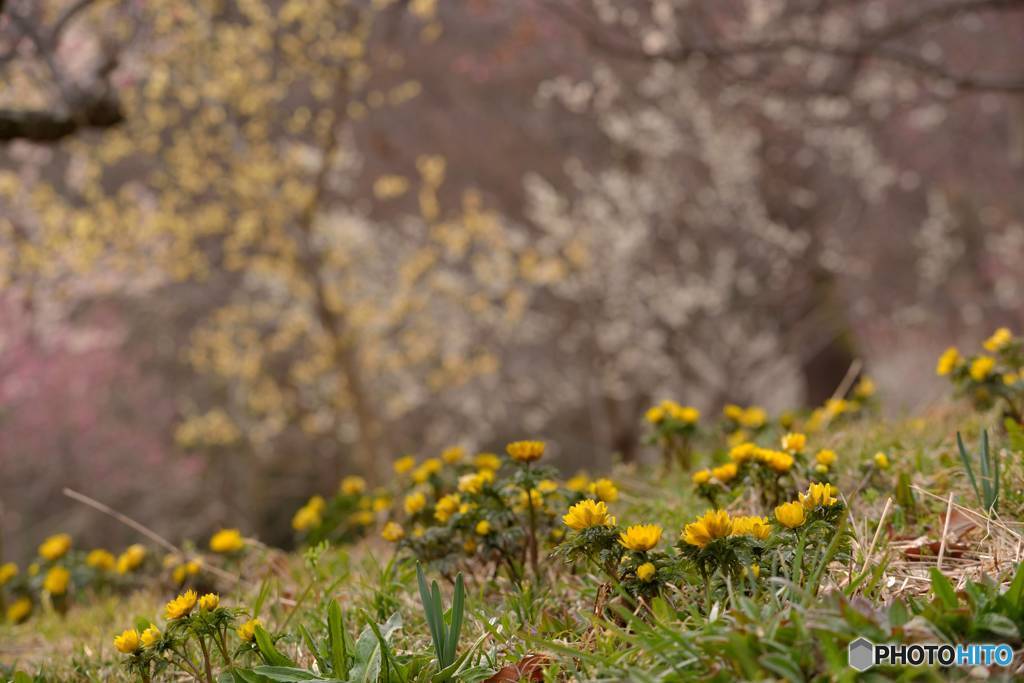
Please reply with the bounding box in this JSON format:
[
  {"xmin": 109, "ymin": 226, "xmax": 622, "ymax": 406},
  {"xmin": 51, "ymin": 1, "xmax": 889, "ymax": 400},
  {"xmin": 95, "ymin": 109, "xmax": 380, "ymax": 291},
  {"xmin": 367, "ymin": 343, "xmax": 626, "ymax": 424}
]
[{"xmin": 3, "ymin": 406, "xmax": 1024, "ymax": 681}]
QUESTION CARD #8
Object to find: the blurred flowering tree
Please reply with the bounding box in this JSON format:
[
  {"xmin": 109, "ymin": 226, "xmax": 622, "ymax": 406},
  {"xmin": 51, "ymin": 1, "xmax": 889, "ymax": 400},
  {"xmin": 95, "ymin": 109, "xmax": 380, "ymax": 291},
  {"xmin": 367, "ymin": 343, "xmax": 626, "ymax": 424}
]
[
  {"xmin": 0, "ymin": 1, "xmax": 554, "ymax": 545},
  {"xmin": 2, "ymin": 0, "xmax": 1024, "ymax": 547},
  {"xmin": 527, "ymin": 0, "xmax": 1024, "ymax": 416}
]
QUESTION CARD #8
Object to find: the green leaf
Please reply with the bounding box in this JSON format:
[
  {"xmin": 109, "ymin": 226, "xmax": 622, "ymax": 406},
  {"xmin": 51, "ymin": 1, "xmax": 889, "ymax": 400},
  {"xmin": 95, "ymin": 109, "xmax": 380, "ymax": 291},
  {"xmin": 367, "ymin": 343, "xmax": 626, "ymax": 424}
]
[
  {"xmin": 443, "ymin": 573, "xmax": 465, "ymax": 667},
  {"xmin": 251, "ymin": 665, "xmax": 341, "ymax": 682},
  {"xmin": 298, "ymin": 624, "xmax": 327, "ymax": 675},
  {"xmin": 348, "ymin": 611, "xmax": 402, "ymax": 683},
  {"xmin": 758, "ymin": 653, "xmax": 804, "ymax": 683},
  {"xmin": 975, "ymin": 613, "xmax": 1019, "ymax": 640},
  {"xmin": 1006, "ymin": 562, "xmax": 1024, "ymax": 607},
  {"xmin": 328, "ymin": 599, "xmax": 348, "ymax": 675},
  {"xmin": 417, "ymin": 564, "xmax": 444, "ymax": 666},
  {"xmin": 253, "ymin": 578, "xmax": 273, "ymax": 619},
  {"xmin": 254, "ymin": 625, "xmax": 296, "ymax": 668},
  {"xmin": 930, "ymin": 568, "xmax": 958, "ymax": 609}
]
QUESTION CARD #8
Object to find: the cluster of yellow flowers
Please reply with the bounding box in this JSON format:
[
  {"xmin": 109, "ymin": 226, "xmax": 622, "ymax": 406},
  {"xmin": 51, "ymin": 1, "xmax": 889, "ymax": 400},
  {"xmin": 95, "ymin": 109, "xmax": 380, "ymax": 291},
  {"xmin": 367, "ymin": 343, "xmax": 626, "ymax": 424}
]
[
  {"xmin": 1, "ymin": 527, "xmax": 253, "ymax": 625},
  {"xmin": 112, "ymin": 587, "xmax": 262, "ymax": 680},
  {"xmin": 723, "ymin": 404, "xmax": 767, "ymax": 430},
  {"xmin": 681, "ymin": 509, "xmax": 771, "ymax": 548},
  {"xmin": 937, "ymin": 327, "xmax": 1022, "ymax": 420},
  {"xmin": 2, "ymin": 533, "xmax": 172, "ymax": 624},
  {"xmin": 645, "ymin": 400, "xmax": 700, "ymax": 425},
  {"xmin": 774, "ymin": 482, "xmax": 840, "ymax": 529}
]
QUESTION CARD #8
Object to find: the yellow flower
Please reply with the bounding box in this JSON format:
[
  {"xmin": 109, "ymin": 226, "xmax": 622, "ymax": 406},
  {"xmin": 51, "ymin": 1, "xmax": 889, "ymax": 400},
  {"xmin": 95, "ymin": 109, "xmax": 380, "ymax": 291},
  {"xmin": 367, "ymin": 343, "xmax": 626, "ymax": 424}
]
[
  {"xmin": 474, "ymin": 452, "xmax": 502, "ymax": 471},
  {"xmin": 292, "ymin": 496, "xmax": 325, "ymax": 531},
  {"xmin": 198, "ymin": 593, "xmax": 220, "ymax": 611},
  {"xmin": 173, "ymin": 559, "xmax": 202, "ymax": 584},
  {"xmin": 340, "ymin": 475, "xmax": 366, "ymax": 496},
  {"xmin": 27, "ymin": 563, "xmax": 39, "ymax": 576},
  {"xmin": 404, "ymin": 491, "xmax": 427, "ymax": 515},
  {"xmin": 381, "ymin": 522, "xmax": 405, "ymax": 542},
  {"xmin": 726, "ymin": 430, "xmax": 749, "ymax": 448},
  {"xmin": 441, "ymin": 446, "xmax": 465, "ymax": 464},
  {"xmin": 140, "ymin": 625, "xmax": 161, "ymax": 648},
  {"xmin": 814, "ymin": 449, "xmax": 837, "ymax": 467},
  {"xmin": 814, "ymin": 463, "xmax": 829, "ymax": 474},
  {"xmin": 853, "ymin": 377, "xmax": 876, "ymax": 399},
  {"xmin": 165, "ymin": 589, "xmax": 198, "ymax": 620},
  {"xmin": 516, "ymin": 488, "xmax": 543, "ymax": 511},
  {"xmin": 463, "ymin": 539, "xmax": 477, "ymax": 554},
  {"xmin": 562, "ymin": 499, "xmax": 615, "ymax": 530},
  {"xmin": 458, "ymin": 471, "xmax": 493, "ymax": 494},
  {"xmin": 762, "ymin": 450, "xmax": 794, "ymax": 473},
  {"xmin": 799, "ymin": 482, "xmax": 839, "ymax": 510},
  {"xmin": 723, "ymin": 404, "xmax": 744, "ymax": 420},
  {"xmin": 589, "ymin": 478, "xmax": 619, "ymax": 502},
  {"xmin": 86, "ymin": 549, "xmax": 116, "ymax": 571},
  {"xmin": 969, "ymin": 356, "xmax": 995, "ymax": 382},
  {"xmin": 412, "ymin": 458, "xmax": 442, "ymax": 483},
  {"xmin": 475, "ymin": 520, "xmax": 492, "ymax": 536},
  {"xmin": 936, "ymin": 346, "xmax": 962, "ymax": 376},
  {"xmin": 114, "ymin": 629, "xmax": 141, "ymax": 654},
  {"xmin": 781, "ymin": 432, "xmax": 806, "ymax": 453},
  {"xmin": 711, "ymin": 463, "xmax": 738, "ymax": 483},
  {"xmin": 393, "ymin": 455, "xmax": 416, "ymax": 474},
  {"xmin": 824, "ymin": 398, "xmax": 848, "ymax": 417},
  {"xmin": 412, "ymin": 524, "xmax": 426, "ymax": 538},
  {"xmin": 983, "ymin": 327, "xmax": 1013, "ymax": 352},
  {"xmin": 1004, "ymin": 372, "xmax": 1020, "ymax": 386},
  {"xmin": 0, "ymin": 562, "xmax": 17, "ymax": 585},
  {"xmin": 434, "ymin": 493, "xmax": 461, "ymax": 523},
  {"xmin": 681, "ymin": 510, "xmax": 733, "ymax": 548},
  {"xmin": 506, "ymin": 440, "xmax": 545, "ymax": 463},
  {"xmin": 351, "ymin": 510, "xmax": 375, "ymax": 526},
  {"xmin": 619, "ymin": 524, "xmax": 663, "ymax": 552},
  {"xmin": 537, "ymin": 479, "xmax": 559, "ymax": 494},
  {"xmin": 117, "ymin": 544, "xmax": 147, "ymax": 574},
  {"xmin": 373, "ymin": 497, "xmax": 391, "ymax": 512},
  {"xmin": 873, "ymin": 452, "xmax": 890, "ymax": 470},
  {"xmin": 237, "ymin": 618, "xmax": 262, "ymax": 642},
  {"xmin": 746, "ymin": 564, "xmax": 761, "ymax": 579},
  {"xmin": 676, "ymin": 406, "xmax": 700, "ymax": 423},
  {"xmin": 645, "ymin": 406, "xmax": 665, "ymax": 424},
  {"xmin": 565, "ymin": 472, "xmax": 590, "ymax": 492},
  {"xmin": 209, "ymin": 529, "xmax": 245, "ymax": 554},
  {"xmin": 731, "ymin": 516, "xmax": 771, "ymax": 540},
  {"xmin": 636, "ymin": 562, "xmax": 656, "ymax": 582},
  {"xmin": 43, "ymin": 566, "xmax": 70, "ymax": 595},
  {"xmin": 729, "ymin": 442, "xmax": 757, "ymax": 464},
  {"xmin": 774, "ymin": 502, "xmax": 806, "ymax": 529},
  {"xmin": 692, "ymin": 469, "xmax": 712, "ymax": 485},
  {"xmin": 38, "ymin": 533, "xmax": 72, "ymax": 561},
  {"xmin": 739, "ymin": 406, "xmax": 766, "ymax": 429},
  {"xmin": 6, "ymin": 596, "xmax": 32, "ymax": 623}
]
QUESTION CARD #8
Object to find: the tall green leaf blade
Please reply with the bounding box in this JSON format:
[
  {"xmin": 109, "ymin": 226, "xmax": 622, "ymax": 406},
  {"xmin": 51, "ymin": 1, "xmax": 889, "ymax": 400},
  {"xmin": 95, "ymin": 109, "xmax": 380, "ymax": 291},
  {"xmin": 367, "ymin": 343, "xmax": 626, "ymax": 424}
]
[
  {"xmin": 328, "ymin": 599, "xmax": 347, "ymax": 676},
  {"xmin": 957, "ymin": 432, "xmax": 981, "ymax": 507},
  {"xmin": 416, "ymin": 564, "xmax": 443, "ymax": 664},
  {"xmin": 443, "ymin": 573, "xmax": 465, "ymax": 667},
  {"xmin": 254, "ymin": 625, "xmax": 296, "ymax": 667}
]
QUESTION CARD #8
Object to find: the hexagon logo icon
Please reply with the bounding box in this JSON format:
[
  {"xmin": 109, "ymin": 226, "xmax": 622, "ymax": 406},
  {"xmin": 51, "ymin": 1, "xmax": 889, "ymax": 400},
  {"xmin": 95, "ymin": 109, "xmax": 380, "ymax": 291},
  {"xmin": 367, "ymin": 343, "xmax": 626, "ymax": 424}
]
[{"xmin": 848, "ymin": 637, "xmax": 875, "ymax": 671}]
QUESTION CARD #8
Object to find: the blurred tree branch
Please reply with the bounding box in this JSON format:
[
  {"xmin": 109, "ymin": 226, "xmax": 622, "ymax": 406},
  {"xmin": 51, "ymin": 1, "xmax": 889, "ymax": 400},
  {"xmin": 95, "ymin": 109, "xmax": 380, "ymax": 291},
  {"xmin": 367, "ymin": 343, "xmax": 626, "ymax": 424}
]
[
  {"xmin": 546, "ymin": 0, "xmax": 1024, "ymax": 94},
  {"xmin": 0, "ymin": 0, "xmax": 124, "ymax": 142}
]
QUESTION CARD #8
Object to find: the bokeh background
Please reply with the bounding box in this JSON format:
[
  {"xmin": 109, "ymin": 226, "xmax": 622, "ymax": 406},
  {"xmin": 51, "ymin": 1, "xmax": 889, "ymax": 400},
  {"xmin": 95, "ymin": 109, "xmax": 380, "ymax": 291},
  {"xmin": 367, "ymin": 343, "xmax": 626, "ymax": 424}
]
[{"xmin": 1, "ymin": 0, "xmax": 1023, "ymax": 560}]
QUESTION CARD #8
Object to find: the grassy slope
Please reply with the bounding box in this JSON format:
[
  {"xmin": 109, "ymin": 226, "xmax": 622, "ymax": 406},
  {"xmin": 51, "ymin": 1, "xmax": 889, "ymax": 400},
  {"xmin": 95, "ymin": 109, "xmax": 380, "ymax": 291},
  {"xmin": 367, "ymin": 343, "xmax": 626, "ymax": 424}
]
[{"xmin": 3, "ymin": 405, "xmax": 1023, "ymax": 681}]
